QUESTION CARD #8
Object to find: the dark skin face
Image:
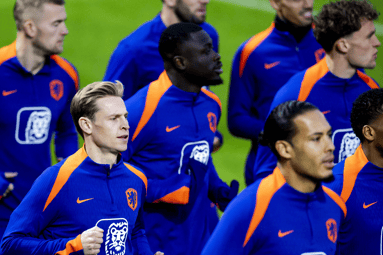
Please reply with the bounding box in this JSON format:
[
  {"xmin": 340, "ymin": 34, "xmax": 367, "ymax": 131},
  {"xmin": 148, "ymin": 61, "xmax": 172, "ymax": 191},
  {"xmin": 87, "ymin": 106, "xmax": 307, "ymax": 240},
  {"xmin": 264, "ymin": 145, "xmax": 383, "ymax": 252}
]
[{"xmin": 171, "ymin": 30, "xmax": 223, "ymax": 92}]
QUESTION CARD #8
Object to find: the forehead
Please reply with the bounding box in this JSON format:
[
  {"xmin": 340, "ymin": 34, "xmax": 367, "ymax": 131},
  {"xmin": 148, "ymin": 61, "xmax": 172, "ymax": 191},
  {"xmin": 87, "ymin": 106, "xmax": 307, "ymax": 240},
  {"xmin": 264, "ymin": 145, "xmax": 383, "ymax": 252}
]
[
  {"xmin": 33, "ymin": 3, "xmax": 66, "ymax": 21},
  {"xmin": 293, "ymin": 110, "xmax": 331, "ymax": 137},
  {"xmin": 95, "ymin": 96, "xmax": 126, "ymax": 115},
  {"xmin": 348, "ymin": 19, "xmax": 375, "ymax": 40},
  {"xmin": 184, "ymin": 30, "xmax": 212, "ymax": 48}
]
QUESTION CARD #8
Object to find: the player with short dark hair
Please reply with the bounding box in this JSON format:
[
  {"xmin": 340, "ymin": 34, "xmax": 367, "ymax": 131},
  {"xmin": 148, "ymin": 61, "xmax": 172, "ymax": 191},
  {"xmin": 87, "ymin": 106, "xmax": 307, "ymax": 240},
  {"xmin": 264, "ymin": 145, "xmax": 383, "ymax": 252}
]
[
  {"xmin": 1, "ymin": 81, "xmax": 163, "ymax": 255},
  {"xmin": 253, "ymin": 0, "xmax": 380, "ymax": 181},
  {"xmin": 228, "ymin": 0, "xmax": 325, "ymax": 186},
  {"xmin": 202, "ymin": 100, "xmax": 345, "ymax": 254},
  {"xmin": 123, "ymin": 22, "xmax": 238, "ymax": 255},
  {"xmin": 326, "ymin": 88, "xmax": 383, "ymax": 254},
  {"xmin": 0, "ymin": 0, "xmax": 78, "ymax": 237}
]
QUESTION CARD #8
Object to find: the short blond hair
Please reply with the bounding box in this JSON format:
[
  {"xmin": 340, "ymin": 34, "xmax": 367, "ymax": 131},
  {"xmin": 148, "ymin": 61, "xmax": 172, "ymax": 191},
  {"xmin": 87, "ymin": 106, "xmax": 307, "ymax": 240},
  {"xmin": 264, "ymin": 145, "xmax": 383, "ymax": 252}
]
[{"xmin": 70, "ymin": 81, "xmax": 124, "ymax": 138}]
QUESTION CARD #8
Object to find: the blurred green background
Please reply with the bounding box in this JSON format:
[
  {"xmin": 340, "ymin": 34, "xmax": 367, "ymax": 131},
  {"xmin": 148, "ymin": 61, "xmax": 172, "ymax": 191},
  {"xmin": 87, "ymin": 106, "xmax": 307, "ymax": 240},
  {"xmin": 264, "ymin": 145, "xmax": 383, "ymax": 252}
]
[{"xmin": 1, "ymin": 0, "xmax": 382, "ymax": 192}]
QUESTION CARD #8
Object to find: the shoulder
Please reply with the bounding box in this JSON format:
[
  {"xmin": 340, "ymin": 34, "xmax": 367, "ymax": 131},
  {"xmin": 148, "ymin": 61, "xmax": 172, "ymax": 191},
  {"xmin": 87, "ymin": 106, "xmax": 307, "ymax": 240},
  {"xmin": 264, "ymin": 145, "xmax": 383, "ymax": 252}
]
[
  {"xmin": 50, "ymin": 55, "xmax": 79, "ymax": 90},
  {"xmin": 123, "ymin": 162, "xmax": 148, "ymax": 193},
  {"xmin": 200, "ymin": 22, "xmax": 218, "ymax": 37},
  {"xmin": 322, "ymin": 185, "xmax": 347, "ymax": 218},
  {"xmin": 200, "ymin": 88, "xmax": 221, "ymax": 111},
  {"xmin": 0, "ymin": 41, "xmax": 17, "ymax": 67}
]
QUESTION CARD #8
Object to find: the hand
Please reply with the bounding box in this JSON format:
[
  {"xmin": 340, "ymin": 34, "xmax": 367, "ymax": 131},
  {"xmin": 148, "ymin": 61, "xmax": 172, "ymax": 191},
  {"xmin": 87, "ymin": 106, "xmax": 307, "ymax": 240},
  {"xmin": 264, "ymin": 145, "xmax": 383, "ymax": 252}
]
[
  {"xmin": 4, "ymin": 172, "xmax": 18, "ymax": 179},
  {"xmin": 2, "ymin": 183, "xmax": 14, "ymax": 198},
  {"xmin": 154, "ymin": 252, "xmax": 164, "ymax": 255},
  {"xmin": 1, "ymin": 172, "xmax": 18, "ymax": 198},
  {"xmin": 212, "ymin": 136, "xmax": 222, "ymax": 153},
  {"xmin": 81, "ymin": 226, "xmax": 104, "ymax": 255}
]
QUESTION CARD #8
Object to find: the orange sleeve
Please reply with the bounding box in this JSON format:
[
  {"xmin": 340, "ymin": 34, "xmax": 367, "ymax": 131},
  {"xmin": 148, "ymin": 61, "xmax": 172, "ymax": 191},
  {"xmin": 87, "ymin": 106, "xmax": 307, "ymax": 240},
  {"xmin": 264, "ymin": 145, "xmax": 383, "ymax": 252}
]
[{"xmin": 55, "ymin": 235, "xmax": 83, "ymax": 255}]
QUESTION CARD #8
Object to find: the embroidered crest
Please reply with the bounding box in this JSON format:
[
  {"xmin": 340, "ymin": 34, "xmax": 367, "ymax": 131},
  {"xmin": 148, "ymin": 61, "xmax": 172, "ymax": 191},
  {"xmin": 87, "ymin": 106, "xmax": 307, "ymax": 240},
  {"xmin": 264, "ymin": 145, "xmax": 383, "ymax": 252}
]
[
  {"xmin": 326, "ymin": 218, "xmax": 337, "ymax": 243},
  {"xmin": 49, "ymin": 79, "xmax": 64, "ymax": 101},
  {"xmin": 126, "ymin": 188, "xmax": 138, "ymax": 211},
  {"xmin": 207, "ymin": 112, "xmax": 217, "ymax": 133},
  {"xmin": 315, "ymin": 48, "xmax": 326, "ymax": 63}
]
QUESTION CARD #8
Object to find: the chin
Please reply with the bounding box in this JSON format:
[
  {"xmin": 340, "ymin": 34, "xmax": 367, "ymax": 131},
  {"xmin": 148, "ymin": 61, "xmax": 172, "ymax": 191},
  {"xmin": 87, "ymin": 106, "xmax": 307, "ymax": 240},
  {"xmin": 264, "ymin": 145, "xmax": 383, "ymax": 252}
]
[{"xmin": 207, "ymin": 78, "xmax": 223, "ymax": 86}]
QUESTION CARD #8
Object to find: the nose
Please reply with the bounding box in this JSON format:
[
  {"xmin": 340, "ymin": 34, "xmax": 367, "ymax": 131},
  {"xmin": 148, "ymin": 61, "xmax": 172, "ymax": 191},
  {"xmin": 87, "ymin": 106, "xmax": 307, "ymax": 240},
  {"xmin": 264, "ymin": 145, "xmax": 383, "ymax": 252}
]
[
  {"xmin": 302, "ymin": 0, "xmax": 313, "ymax": 8},
  {"xmin": 200, "ymin": 0, "xmax": 209, "ymax": 4},
  {"xmin": 374, "ymin": 35, "xmax": 381, "ymax": 48},
  {"xmin": 62, "ymin": 22, "xmax": 69, "ymax": 35},
  {"xmin": 326, "ymin": 136, "xmax": 335, "ymax": 152},
  {"xmin": 122, "ymin": 117, "xmax": 130, "ymax": 131},
  {"xmin": 214, "ymin": 51, "xmax": 221, "ymax": 61}
]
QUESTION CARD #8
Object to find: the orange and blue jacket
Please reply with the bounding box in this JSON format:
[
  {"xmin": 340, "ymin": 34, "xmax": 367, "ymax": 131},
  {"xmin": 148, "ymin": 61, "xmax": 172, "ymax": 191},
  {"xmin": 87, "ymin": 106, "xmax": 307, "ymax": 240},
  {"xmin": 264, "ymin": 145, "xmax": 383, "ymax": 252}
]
[
  {"xmin": 326, "ymin": 145, "xmax": 383, "ymax": 254},
  {"xmin": 254, "ymin": 57, "xmax": 379, "ymax": 181},
  {"xmin": 0, "ymin": 42, "xmax": 78, "ymax": 232},
  {"xmin": 228, "ymin": 21, "xmax": 324, "ymax": 185},
  {"xmin": 1, "ymin": 146, "xmax": 152, "ymax": 255},
  {"xmin": 121, "ymin": 71, "xmax": 231, "ymax": 255},
  {"xmin": 202, "ymin": 167, "xmax": 346, "ymax": 255}
]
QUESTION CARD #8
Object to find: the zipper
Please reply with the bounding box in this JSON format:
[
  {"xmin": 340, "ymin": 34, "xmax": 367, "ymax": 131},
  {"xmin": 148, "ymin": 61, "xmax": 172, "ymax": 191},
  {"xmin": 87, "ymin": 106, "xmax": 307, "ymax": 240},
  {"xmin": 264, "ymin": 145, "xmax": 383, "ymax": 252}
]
[{"xmin": 106, "ymin": 167, "xmax": 114, "ymax": 204}]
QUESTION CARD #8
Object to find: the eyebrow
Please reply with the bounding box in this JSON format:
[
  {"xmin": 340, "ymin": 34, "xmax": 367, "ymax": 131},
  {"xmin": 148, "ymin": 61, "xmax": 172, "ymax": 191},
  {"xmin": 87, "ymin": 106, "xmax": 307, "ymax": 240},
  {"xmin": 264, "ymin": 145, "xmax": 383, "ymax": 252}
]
[
  {"xmin": 368, "ymin": 29, "xmax": 376, "ymax": 38},
  {"xmin": 309, "ymin": 128, "xmax": 332, "ymax": 136}
]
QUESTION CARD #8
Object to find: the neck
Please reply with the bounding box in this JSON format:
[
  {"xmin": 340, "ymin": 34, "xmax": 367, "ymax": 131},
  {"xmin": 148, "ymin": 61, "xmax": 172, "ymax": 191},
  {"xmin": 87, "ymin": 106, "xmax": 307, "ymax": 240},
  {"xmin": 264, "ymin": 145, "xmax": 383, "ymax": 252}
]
[
  {"xmin": 84, "ymin": 138, "xmax": 118, "ymax": 169},
  {"xmin": 326, "ymin": 51, "xmax": 357, "ymax": 79},
  {"xmin": 362, "ymin": 142, "xmax": 383, "ymax": 168},
  {"xmin": 16, "ymin": 32, "xmax": 46, "ymax": 75},
  {"xmin": 160, "ymin": 4, "xmax": 180, "ymax": 27},
  {"xmin": 274, "ymin": 15, "xmax": 311, "ymax": 43},
  {"xmin": 278, "ymin": 161, "xmax": 318, "ymax": 193},
  {"xmin": 166, "ymin": 69, "xmax": 202, "ymax": 93}
]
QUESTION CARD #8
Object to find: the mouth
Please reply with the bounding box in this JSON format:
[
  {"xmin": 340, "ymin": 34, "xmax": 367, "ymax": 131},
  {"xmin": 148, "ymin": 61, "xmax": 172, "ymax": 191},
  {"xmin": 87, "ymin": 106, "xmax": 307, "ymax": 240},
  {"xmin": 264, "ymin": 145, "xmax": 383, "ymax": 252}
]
[
  {"xmin": 214, "ymin": 62, "xmax": 223, "ymax": 74},
  {"xmin": 322, "ymin": 156, "xmax": 335, "ymax": 169},
  {"xmin": 197, "ymin": 8, "xmax": 206, "ymax": 16},
  {"xmin": 117, "ymin": 135, "xmax": 129, "ymax": 142},
  {"xmin": 301, "ymin": 10, "xmax": 313, "ymax": 19}
]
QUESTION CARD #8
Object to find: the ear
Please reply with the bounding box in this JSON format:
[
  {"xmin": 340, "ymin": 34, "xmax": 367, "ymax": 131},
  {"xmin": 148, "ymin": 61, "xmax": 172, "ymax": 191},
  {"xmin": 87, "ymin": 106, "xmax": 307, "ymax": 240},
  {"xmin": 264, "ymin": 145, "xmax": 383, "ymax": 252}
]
[
  {"xmin": 78, "ymin": 117, "xmax": 92, "ymax": 136},
  {"xmin": 23, "ymin": 19, "xmax": 38, "ymax": 38},
  {"xmin": 269, "ymin": 0, "xmax": 280, "ymax": 12},
  {"xmin": 173, "ymin": 56, "xmax": 187, "ymax": 71},
  {"xmin": 335, "ymin": 37, "xmax": 349, "ymax": 54},
  {"xmin": 362, "ymin": 125, "xmax": 375, "ymax": 142},
  {"xmin": 163, "ymin": 0, "xmax": 177, "ymax": 8},
  {"xmin": 275, "ymin": 140, "xmax": 293, "ymax": 160}
]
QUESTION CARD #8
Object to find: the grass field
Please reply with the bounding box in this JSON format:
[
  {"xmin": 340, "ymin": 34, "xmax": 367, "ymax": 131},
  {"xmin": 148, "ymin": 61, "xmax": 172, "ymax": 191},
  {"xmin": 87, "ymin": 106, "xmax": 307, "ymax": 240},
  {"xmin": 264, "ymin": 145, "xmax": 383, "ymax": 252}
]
[{"xmin": 1, "ymin": 0, "xmax": 382, "ymax": 192}]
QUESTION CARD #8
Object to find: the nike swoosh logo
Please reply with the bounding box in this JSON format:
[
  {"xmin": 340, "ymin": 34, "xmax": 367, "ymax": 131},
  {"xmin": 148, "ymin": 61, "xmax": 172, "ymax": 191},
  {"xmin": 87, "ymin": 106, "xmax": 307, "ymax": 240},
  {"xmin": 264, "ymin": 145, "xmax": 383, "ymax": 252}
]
[
  {"xmin": 363, "ymin": 201, "xmax": 377, "ymax": 209},
  {"xmin": 2, "ymin": 90, "xmax": 17, "ymax": 96},
  {"xmin": 322, "ymin": 110, "xmax": 331, "ymax": 115},
  {"xmin": 166, "ymin": 125, "xmax": 180, "ymax": 132},
  {"xmin": 264, "ymin": 61, "xmax": 280, "ymax": 70},
  {"xmin": 278, "ymin": 230, "xmax": 294, "ymax": 238},
  {"xmin": 77, "ymin": 197, "xmax": 94, "ymax": 204}
]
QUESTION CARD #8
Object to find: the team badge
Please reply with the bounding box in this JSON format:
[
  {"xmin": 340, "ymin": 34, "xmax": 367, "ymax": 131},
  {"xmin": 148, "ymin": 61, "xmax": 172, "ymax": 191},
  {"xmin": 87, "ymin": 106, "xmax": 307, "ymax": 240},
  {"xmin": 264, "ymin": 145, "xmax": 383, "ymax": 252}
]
[
  {"xmin": 207, "ymin": 112, "xmax": 217, "ymax": 133},
  {"xmin": 15, "ymin": 107, "xmax": 51, "ymax": 144},
  {"xmin": 96, "ymin": 218, "xmax": 128, "ymax": 255},
  {"xmin": 126, "ymin": 188, "xmax": 138, "ymax": 211},
  {"xmin": 333, "ymin": 129, "xmax": 360, "ymax": 162},
  {"xmin": 315, "ymin": 48, "xmax": 326, "ymax": 63},
  {"xmin": 49, "ymin": 79, "xmax": 64, "ymax": 101},
  {"xmin": 326, "ymin": 218, "xmax": 337, "ymax": 243}
]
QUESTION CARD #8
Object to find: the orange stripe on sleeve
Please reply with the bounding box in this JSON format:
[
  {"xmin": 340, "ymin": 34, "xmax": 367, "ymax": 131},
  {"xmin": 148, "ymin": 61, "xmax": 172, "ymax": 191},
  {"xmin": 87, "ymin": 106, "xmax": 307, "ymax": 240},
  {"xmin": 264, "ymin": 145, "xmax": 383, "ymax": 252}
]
[
  {"xmin": 201, "ymin": 88, "xmax": 222, "ymax": 112},
  {"xmin": 124, "ymin": 163, "xmax": 148, "ymax": 193},
  {"xmin": 356, "ymin": 70, "xmax": 379, "ymax": 89},
  {"xmin": 51, "ymin": 55, "xmax": 79, "ymax": 90},
  {"xmin": 322, "ymin": 186, "xmax": 347, "ymax": 218},
  {"xmin": 132, "ymin": 71, "xmax": 172, "ymax": 141},
  {"xmin": 243, "ymin": 167, "xmax": 285, "ymax": 247},
  {"xmin": 340, "ymin": 145, "xmax": 368, "ymax": 203},
  {"xmin": 56, "ymin": 234, "xmax": 83, "ymax": 255},
  {"xmin": 0, "ymin": 41, "xmax": 17, "ymax": 66},
  {"xmin": 44, "ymin": 147, "xmax": 87, "ymax": 211},
  {"xmin": 297, "ymin": 57, "xmax": 329, "ymax": 101},
  {"xmin": 239, "ymin": 23, "xmax": 275, "ymax": 77},
  {"xmin": 153, "ymin": 186, "xmax": 190, "ymax": 204}
]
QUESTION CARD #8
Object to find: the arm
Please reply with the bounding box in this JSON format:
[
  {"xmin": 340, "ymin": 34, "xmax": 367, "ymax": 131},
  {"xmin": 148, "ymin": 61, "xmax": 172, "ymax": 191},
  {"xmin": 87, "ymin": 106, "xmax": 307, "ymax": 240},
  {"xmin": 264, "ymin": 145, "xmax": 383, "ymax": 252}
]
[
  {"xmin": 228, "ymin": 46, "xmax": 265, "ymax": 140},
  {"xmin": 1, "ymin": 167, "xmax": 81, "ymax": 254}
]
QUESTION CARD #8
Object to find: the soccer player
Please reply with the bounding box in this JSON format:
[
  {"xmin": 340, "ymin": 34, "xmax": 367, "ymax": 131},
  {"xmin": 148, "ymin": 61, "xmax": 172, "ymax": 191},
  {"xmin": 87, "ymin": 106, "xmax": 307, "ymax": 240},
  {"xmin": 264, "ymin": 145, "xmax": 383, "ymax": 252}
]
[
  {"xmin": 1, "ymin": 81, "xmax": 163, "ymax": 255},
  {"xmin": 228, "ymin": 0, "xmax": 324, "ymax": 185},
  {"xmin": 0, "ymin": 0, "xmax": 78, "ymax": 236},
  {"xmin": 253, "ymin": 0, "xmax": 380, "ymax": 180},
  {"xmin": 202, "ymin": 100, "xmax": 346, "ymax": 254},
  {"xmin": 123, "ymin": 23, "xmax": 238, "ymax": 255},
  {"xmin": 325, "ymin": 88, "xmax": 383, "ymax": 254}
]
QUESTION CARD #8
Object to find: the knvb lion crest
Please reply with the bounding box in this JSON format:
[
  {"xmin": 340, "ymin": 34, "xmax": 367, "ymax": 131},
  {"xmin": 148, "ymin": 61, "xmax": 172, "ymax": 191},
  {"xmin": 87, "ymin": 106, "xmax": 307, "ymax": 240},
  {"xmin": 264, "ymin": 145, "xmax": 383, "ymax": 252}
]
[
  {"xmin": 49, "ymin": 79, "xmax": 64, "ymax": 101},
  {"xmin": 105, "ymin": 220, "xmax": 128, "ymax": 255},
  {"xmin": 207, "ymin": 112, "xmax": 217, "ymax": 133},
  {"xmin": 126, "ymin": 188, "xmax": 138, "ymax": 211},
  {"xmin": 326, "ymin": 218, "xmax": 337, "ymax": 243}
]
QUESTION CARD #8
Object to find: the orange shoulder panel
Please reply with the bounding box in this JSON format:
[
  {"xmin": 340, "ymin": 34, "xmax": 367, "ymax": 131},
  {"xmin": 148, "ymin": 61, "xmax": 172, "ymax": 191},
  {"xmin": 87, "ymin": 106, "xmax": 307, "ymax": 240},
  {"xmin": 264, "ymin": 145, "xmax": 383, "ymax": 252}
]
[
  {"xmin": 51, "ymin": 55, "xmax": 79, "ymax": 90},
  {"xmin": 239, "ymin": 23, "xmax": 275, "ymax": 77},
  {"xmin": 201, "ymin": 88, "xmax": 222, "ymax": 112},
  {"xmin": 153, "ymin": 186, "xmax": 190, "ymax": 204},
  {"xmin": 56, "ymin": 234, "xmax": 83, "ymax": 255},
  {"xmin": 297, "ymin": 57, "xmax": 329, "ymax": 101},
  {"xmin": 322, "ymin": 186, "xmax": 347, "ymax": 218},
  {"xmin": 132, "ymin": 71, "xmax": 172, "ymax": 141},
  {"xmin": 43, "ymin": 147, "xmax": 87, "ymax": 211},
  {"xmin": 356, "ymin": 70, "xmax": 379, "ymax": 89},
  {"xmin": 340, "ymin": 145, "xmax": 368, "ymax": 202},
  {"xmin": 0, "ymin": 41, "xmax": 17, "ymax": 66},
  {"xmin": 243, "ymin": 167, "xmax": 286, "ymax": 247},
  {"xmin": 124, "ymin": 163, "xmax": 148, "ymax": 193}
]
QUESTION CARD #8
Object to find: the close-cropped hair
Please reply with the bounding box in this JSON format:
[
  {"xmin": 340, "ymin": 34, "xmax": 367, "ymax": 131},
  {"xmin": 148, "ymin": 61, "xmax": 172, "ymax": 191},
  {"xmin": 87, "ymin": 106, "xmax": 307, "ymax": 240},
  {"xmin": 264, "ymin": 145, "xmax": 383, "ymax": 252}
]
[
  {"xmin": 159, "ymin": 22, "xmax": 203, "ymax": 62},
  {"xmin": 13, "ymin": 0, "xmax": 65, "ymax": 31},
  {"xmin": 258, "ymin": 101, "xmax": 318, "ymax": 159},
  {"xmin": 70, "ymin": 81, "xmax": 124, "ymax": 138},
  {"xmin": 351, "ymin": 88, "xmax": 383, "ymax": 142},
  {"xmin": 314, "ymin": 0, "xmax": 379, "ymax": 52}
]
